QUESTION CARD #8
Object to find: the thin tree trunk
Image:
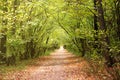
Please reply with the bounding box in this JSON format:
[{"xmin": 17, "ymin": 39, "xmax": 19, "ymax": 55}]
[
  {"xmin": 115, "ymin": 0, "xmax": 120, "ymax": 40},
  {"xmin": 11, "ymin": 0, "xmax": 18, "ymax": 34},
  {"xmin": 94, "ymin": 0, "xmax": 99, "ymax": 48},
  {"xmin": 80, "ymin": 39, "xmax": 86, "ymax": 57},
  {"xmin": 44, "ymin": 36, "xmax": 50, "ymax": 53}
]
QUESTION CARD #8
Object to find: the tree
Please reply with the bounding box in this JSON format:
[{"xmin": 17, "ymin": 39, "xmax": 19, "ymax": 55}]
[{"xmin": 0, "ymin": 0, "xmax": 8, "ymax": 63}]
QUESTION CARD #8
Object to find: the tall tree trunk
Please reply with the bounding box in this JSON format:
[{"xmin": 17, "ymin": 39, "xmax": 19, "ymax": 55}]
[
  {"xmin": 6, "ymin": 0, "xmax": 19, "ymax": 66},
  {"xmin": 97, "ymin": 0, "xmax": 106, "ymax": 30},
  {"xmin": 0, "ymin": 0, "xmax": 8, "ymax": 62},
  {"xmin": 97, "ymin": 0, "xmax": 113, "ymax": 67}
]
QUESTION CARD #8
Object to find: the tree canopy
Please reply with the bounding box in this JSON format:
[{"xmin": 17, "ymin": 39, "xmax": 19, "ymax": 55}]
[{"xmin": 0, "ymin": 0, "xmax": 120, "ymax": 73}]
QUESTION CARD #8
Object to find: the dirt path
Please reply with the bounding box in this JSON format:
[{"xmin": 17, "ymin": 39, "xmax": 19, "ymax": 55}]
[{"xmin": 4, "ymin": 47, "xmax": 98, "ymax": 80}]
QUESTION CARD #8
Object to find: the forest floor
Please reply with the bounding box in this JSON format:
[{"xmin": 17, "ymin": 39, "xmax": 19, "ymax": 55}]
[{"xmin": 2, "ymin": 48, "xmax": 113, "ymax": 80}]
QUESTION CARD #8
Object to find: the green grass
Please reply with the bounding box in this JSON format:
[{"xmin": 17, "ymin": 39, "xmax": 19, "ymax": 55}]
[{"xmin": 0, "ymin": 59, "xmax": 34, "ymax": 75}]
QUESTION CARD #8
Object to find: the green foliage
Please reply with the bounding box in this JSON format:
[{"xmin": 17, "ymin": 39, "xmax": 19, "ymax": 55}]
[
  {"xmin": 0, "ymin": 0, "xmax": 63, "ymax": 65},
  {"xmin": 0, "ymin": 1, "xmax": 120, "ymax": 79},
  {"xmin": 0, "ymin": 59, "xmax": 36, "ymax": 74},
  {"xmin": 0, "ymin": 0, "xmax": 119, "ymax": 79}
]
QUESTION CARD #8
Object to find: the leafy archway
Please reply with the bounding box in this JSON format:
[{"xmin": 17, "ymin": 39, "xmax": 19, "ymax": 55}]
[{"xmin": 0, "ymin": 0, "xmax": 120, "ymax": 70}]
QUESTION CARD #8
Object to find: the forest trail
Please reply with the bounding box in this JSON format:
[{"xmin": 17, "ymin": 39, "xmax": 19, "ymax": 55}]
[{"xmin": 4, "ymin": 47, "xmax": 98, "ymax": 80}]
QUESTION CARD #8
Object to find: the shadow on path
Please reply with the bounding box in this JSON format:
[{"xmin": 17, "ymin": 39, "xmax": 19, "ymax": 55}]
[{"xmin": 4, "ymin": 47, "xmax": 98, "ymax": 80}]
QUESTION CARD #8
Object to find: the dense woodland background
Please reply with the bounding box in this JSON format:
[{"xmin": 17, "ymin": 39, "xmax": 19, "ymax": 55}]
[{"xmin": 0, "ymin": 0, "xmax": 120, "ymax": 79}]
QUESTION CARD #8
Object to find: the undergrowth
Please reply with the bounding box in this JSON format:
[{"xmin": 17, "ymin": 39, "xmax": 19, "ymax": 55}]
[{"xmin": 86, "ymin": 54, "xmax": 120, "ymax": 80}]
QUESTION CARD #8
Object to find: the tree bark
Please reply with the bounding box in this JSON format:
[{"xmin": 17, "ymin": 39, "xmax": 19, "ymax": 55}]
[
  {"xmin": 80, "ymin": 39, "xmax": 86, "ymax": 57},
  {"xmin": 115, "ymin": 0, "xmax": 120, "ymax": 40},
  {"xmin": 97, "ymin": 0, "xmax": 113, "ymax": 67},
  {"xmin": 0, "ymin": 0, "xmax": 8, "ymax": 60},
  {"xmin": 94, "ymin": 0, "xmax": 99, "ymax": 48}
]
